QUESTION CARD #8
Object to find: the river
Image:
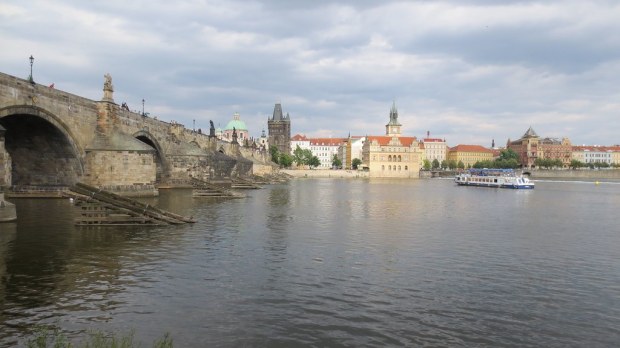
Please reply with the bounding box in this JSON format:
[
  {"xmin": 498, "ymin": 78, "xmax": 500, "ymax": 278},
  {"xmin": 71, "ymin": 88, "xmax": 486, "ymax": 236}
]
[{"xmin": 1, "ymin": 178, "xmax": 619, "ymax": 347}]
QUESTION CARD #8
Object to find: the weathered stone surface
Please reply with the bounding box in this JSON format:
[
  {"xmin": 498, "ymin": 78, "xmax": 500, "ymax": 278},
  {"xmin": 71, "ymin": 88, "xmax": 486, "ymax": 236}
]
[
  {"xmin": 0, "ymin": 192, "xmax": 17, "ymax": 222},
  {"xmin": 0, "ymin": 71, "xmax": 267, "ymax": 194}
]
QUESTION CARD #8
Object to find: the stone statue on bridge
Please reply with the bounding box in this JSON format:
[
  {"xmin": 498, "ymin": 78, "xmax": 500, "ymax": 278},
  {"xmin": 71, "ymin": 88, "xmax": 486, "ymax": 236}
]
[
  {"xmin": 209, "ymin": 120, "xmax": 215, "ymax": 138},
  {"xmin": 232, "ymin": 127, "xmax": 238, "ymax": 144},
  {"xmin": 102, "ymin": 73, "xmax": 114, "ymax": 102}
]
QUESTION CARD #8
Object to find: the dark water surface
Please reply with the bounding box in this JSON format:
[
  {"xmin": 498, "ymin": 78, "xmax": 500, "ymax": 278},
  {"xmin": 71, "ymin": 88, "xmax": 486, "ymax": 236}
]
[{"xmin": 1, "ymin": 179, "xmax": 619, "ymax": 347}]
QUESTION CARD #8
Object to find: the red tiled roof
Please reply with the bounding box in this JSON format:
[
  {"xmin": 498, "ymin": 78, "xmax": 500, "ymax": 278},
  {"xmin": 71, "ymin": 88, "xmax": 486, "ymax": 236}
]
[
  {"xmin": 291, "ymin": 134, "xmax": 308, "ymax": 141},
  {"xmin": 309, "ymin": 138, "xmax": 347, "ymax": 146},
  {"xmin": 449, "ymin": 144, "xmax": 494, "ymax": 153},
  {"xmin": 573, "ymin": 145, "xmax": 620, "ymax": 152},
  {"xmin": 423, "ymin": 138, "xmax": 445, "ymax": 142},
  {"xmin": 367, "ymin": 136, "xmax": 418, "ymax": 147}
]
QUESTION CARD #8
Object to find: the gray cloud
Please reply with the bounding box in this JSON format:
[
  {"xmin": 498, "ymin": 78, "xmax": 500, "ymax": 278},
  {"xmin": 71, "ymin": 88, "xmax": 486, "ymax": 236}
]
[{"xmin": 1, "ymin": 0, "xmax": 619, "ymax": 146}]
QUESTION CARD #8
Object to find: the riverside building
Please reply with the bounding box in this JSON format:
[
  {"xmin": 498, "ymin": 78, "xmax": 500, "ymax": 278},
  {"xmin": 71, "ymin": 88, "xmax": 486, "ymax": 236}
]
[
  {"xmin": 447, "ymin": 144, "xmax": 494, "ymax": 168},
  {"xmin": 290, "ymin": 134, "xmax": 345, "ymax": 169},
  {"xmin": 422, "ymin": 133, "xmax": 447, "ymax": 164},
  {"xmin": 507, "ymin": 127, "xmax": 572, "ymax": 168},
  {"xmin": 361, "ymin": 102, "xmax": 423, "ymax": 178}
]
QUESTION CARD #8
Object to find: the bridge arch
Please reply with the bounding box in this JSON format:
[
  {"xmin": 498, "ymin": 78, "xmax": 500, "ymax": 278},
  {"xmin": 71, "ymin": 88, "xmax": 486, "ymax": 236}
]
[
  {"xmin": 0, "ymin": 105, "xmax": 85, "ymax": 187},
  {"xmin": 133, "ymin": 130, "xmax": 169, "ymax": 183}
]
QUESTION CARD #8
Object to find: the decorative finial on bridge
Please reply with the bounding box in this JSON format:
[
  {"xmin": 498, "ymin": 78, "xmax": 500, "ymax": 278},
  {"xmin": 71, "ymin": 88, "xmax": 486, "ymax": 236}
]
[{"xmin": 102, "ymin": 73, "xmax": 114, "ymax": 102}]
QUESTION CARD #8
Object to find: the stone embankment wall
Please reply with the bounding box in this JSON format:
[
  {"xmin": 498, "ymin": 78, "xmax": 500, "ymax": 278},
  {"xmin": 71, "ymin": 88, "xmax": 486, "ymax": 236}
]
[
  {"xmin": 529, "ymin": 169, "xmax": 620, "ymax": 180},
  {"xmin": 281, "ymin": 169, "xmax": 370, "ymax": 178}
]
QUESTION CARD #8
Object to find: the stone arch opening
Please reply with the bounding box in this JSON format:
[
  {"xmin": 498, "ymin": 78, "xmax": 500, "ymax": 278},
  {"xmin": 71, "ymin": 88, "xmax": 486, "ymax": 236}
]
[
  {"xmin": 133, "ymin": 131, "xmax": 167, "ymax": 183},
  {"xmin": 0, "ymin": 106, "xmax": 84, "ymax": 187}
]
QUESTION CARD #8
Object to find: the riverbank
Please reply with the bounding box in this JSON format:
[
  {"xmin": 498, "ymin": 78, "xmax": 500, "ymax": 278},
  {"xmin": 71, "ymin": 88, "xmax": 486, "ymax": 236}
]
[
  {"xmin": 529, "ymin": 169, "xmax": 620, "ymax": 181},
  {"xmin": 280, "ymin": 169, "xmax": 369, "ymax": 178},
  {"xmin": 279, "ymin": 168, "xmax": 620, "ymax": 181}
]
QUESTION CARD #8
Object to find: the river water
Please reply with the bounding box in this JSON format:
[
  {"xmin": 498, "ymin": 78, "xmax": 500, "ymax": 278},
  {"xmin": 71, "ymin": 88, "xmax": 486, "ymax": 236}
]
[{"xmin": 1, "ymin": 178, "xmax": 619, "ymax": 347}]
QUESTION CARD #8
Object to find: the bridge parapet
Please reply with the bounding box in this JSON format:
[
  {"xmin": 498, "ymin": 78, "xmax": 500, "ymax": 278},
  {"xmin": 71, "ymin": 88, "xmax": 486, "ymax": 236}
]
[{"xmin": 0, "ymin": 71, "xmax": 271, "ymax": 195}]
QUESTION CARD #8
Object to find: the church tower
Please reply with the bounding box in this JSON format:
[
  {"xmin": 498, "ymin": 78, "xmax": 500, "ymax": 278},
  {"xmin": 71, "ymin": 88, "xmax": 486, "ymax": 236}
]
[
  {"xmin": 385, "ymin": 101, "xmax": 402, "ymax": 137},
  {"xmin": 267, "ymin": 103, "xmax": 291, "ymax": 154}
]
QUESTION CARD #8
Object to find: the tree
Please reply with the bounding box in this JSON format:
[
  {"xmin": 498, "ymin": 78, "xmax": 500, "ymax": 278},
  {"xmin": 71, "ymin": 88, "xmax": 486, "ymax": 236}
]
[
  {"xmin": 440, "ymin": 160, "xmax": 448, "ymax": 170},
  {"xmin": 432, "ymin": 159, "xmax": 440, "ymax": 169},
  {"xmin": 308, "ymin": 156, "xmax": 321, "ymax": 168},
  {"xmin": 293, "ymin": 145, "xmax": 305, "ymax": 166},
  {"xmin": 352, "ymin": 158, "xmax": 362, "ymax": 170},
  {"xmin": 423, "ymin": 159, "xmax": 431, "ymax": 171},
  {"xmin": 332, "ymin": 154, "xmax": 342, "ymax": 169},
  {"xmin": 570, "ymin": 159, "xmax": 584, "ymax": 169},
  {"xmin": 457, "ymin": 160, "xmax": 465, "ymax": 169},
  {"xmin": 448, "ymin": 160, "xmax": 457, "ymax": 170},
  {"xmin": 302, "ymin": 149, "xmax": 314, "ymax": 166},
  {"xmin": 269, "ymin": 146, "xmax": 280, "ymax": 164},
  {"xmin": 279, "ymin": 153, "xmax": 293, "ymax": 168},
  {"xmin": 499, "ymin": 148, "xmax": 519, "ymax": 161}
]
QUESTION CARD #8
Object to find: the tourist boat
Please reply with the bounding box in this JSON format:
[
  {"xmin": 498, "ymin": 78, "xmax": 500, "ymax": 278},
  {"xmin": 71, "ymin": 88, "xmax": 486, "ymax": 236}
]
[{"xmin": 454, "ymin": 169, "xmax": 535, "ymax": 189}]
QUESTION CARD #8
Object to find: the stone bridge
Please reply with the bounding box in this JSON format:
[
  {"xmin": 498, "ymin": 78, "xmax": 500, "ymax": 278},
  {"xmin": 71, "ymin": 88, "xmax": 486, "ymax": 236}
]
[{"xmin": 0, "ymin": 71, "xmax": 272, "ymax": 196}]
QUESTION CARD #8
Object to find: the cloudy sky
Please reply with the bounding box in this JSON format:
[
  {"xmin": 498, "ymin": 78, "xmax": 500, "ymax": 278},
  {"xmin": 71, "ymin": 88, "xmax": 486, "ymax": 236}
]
[{"xmin": 2, "ymin": 0, "xmax": 619, "ymax": 146}]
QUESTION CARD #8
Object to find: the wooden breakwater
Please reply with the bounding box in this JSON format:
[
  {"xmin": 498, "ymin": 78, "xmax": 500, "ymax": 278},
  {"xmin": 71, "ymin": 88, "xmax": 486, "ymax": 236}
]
[
  {"xmin": 190, "ymin": 177, "xmax": 246, "ymax": 198},
  {"xmin": 69, "ymin": 182, "xmax": 195, "ymax": 226}
]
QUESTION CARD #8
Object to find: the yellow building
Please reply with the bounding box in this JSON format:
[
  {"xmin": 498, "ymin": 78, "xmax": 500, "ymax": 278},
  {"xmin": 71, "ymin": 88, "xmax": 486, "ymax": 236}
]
[
  {"xmin": 447, "ymin": 144, "xmax": 494, "ymax": 168},
  {"xmin": 361, "ymin": 102, "xmax": 423, "ymax": 178},
  {"xmin": 362, "ymin": 136, "xmax": 422, "ymax": 177}
]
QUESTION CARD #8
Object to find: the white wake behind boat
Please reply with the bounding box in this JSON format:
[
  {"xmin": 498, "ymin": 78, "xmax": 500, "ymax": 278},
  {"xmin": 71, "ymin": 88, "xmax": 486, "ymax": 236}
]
[{"xmin": 454, "ymin": 169, "xmax": 535, "ymax": 189}]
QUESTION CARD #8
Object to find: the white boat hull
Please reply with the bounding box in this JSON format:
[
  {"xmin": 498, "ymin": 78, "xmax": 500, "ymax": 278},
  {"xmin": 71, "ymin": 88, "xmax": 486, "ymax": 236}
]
[{"xmin": 454, "ymin": 171, "xmax": 535, "ymax": 189}]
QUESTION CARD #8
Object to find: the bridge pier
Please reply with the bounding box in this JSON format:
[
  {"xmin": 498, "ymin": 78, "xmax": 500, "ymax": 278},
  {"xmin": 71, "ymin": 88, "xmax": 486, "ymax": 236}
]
[
  {"xmin": 0, "ymin": 71, "xmax": 271, "ymax": 196},
  {"xmin": 0, "ymin": 192, "xmax": 16, "ymax": 222}
]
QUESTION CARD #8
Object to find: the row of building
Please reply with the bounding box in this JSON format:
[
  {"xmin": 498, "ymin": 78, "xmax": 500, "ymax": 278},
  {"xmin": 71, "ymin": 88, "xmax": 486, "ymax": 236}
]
[{"xmin": 215, "ymin": 102, "xmax": 619, "ymax": 178}]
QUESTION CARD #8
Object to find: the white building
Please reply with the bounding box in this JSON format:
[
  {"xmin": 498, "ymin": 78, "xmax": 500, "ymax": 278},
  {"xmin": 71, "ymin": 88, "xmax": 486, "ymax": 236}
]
[
  {"xmin": 290, "ymin": 134, "xmax": 346, "ymax": 169},
  {"xmin": 422, "ymin": 137, "xmax": 447, "ymax": 164},
  {"xmin": 573, "ymin": 146, "xmax": 614, "ymax": 165},
  {"xmin": 338, "ymin": 136, "xmax": 366, "ymax": 169},
  {"xmin": 291, "ymin": 134, "xmax": 311, "ymax": 153}
]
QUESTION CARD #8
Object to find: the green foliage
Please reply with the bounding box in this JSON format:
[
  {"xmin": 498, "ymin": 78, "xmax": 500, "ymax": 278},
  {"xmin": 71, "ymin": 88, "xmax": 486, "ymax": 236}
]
[
  {"xmin": 570, "ymin": 159, "xmax": 584, "ymax": 169},
  {"xmin": 269, "ymin": 146, "xmax": 280, "ymax": 164},
  {"xmin": 447, "ymin": 160, "xmax": 457, "ymax": 170},
  {"xmin": 457, "ymin": 160, "xmax": 465, "ymax": 169},
  {"xmin": 331, "ymin": 154, "xmax": 342, "ymax": 169},
  {"xmin": 499, "ymin": 148, "xmax": 518, "ymax": 161},
  {"xmin": 308, "ymin": 156, "xmax": 321, "ymax": 168},
  {"xmin": 440, "ymin": 160, "xmax": 448, "ymax": 169},
  {"xmin": 534, "ymin": 158, "xmax": 564, "ymax": 169},
  {"xmin": 293, "ymin": 145, "xmax": 305, "ymax": 166},
  {"xmin": 587, "ymin": 161, "xmax": 610, "ymax": 168},
  {"xmin": 351, "ymin": 158, "xmax": 362, "ymax": 170},
  {"xmin": 473, "ymin": 158, "xmax": 520, "ymax": 169},
  {"xmin": 432, "ymin": 159, "xmax": 440, "ymax": 169},
  {"xmin": 422, "ymin": 159, "xmax": 431, "ymax": 171},
  {"xmin": 279, "ymin": 153, "xmax": 294, "ymax": 168}
]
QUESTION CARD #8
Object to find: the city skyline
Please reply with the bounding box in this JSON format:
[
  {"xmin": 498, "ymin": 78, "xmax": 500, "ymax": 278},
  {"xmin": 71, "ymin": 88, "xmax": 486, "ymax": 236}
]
[{"xmin": 2, "ymin": 0, "xmax": 619, "ymax": 146}]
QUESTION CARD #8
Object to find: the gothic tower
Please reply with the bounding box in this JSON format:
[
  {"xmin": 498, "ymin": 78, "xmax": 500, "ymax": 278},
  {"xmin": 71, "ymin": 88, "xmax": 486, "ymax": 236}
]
[
  {"xmin": 385, "ymin": 101, "xmax": 402, "ymax": 137},
  {"xmin": 267, "ymin": 103, "xmax": 291, "ymax": 154}
]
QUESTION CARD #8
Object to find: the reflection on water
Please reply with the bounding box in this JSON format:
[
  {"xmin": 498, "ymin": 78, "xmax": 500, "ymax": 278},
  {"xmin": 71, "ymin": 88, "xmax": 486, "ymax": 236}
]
[{"xmin": 1, "ymin": 179, "xmax": 620, "ymax": 347}]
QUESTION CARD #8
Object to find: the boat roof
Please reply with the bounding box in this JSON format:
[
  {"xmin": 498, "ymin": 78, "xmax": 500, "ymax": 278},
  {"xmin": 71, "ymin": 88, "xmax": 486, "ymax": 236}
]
[{"xmin": 467, "ymin": 168, "xmax": 515, "ymax": 175}]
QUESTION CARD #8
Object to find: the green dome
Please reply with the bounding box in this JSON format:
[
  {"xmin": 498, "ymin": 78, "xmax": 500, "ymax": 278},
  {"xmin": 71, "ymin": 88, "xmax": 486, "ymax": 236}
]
[
  {"xmin": 225, "ymin": 119, "xmax": 247, "ymax": 131},
  {"xmin": 224, "ymin": 112, "xmax": 247, "ymax": 131}
]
